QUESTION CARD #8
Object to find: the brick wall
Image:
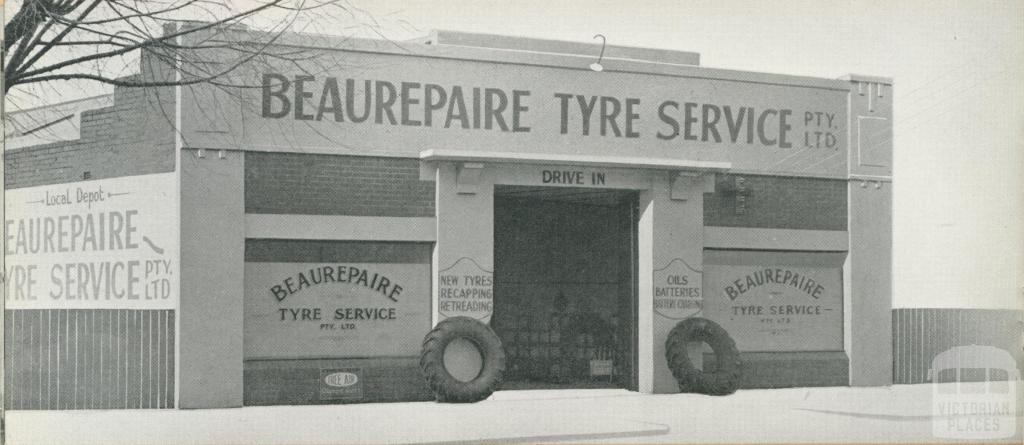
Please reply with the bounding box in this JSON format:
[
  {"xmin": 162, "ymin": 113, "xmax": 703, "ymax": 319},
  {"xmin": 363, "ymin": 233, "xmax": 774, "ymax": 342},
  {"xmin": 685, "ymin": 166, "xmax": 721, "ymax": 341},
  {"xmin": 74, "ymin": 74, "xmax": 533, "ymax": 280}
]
[
  {"xmin": 4, "ymin": 76, "xmax": 176, "ymax": 189},
  {"xmin": 704, "ymin": 174, "xmax": 847, "ymax": 231},
  {"xmin": 244, "ymin": 155, "xmax": 846, "ymax": 228},
  {"xmin": 705, "ymin": 352, "xmax": 849, "ymax": 388},
  {"xmin": 244, "ymin": 358, "xmax": 432, "ymax": 405},
  {"xmin": 244, "ymin": 152, "xmax": 435, "ymax": 217}
]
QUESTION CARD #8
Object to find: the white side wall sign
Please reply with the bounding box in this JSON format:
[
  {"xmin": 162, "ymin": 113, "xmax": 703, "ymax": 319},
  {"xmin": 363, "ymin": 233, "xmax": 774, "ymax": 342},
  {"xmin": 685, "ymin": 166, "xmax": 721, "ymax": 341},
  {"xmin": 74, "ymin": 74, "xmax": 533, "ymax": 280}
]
[
  {"xmin": 703, "ymin": 263, "xmax": 843, "ymax": 351},
  {"xmin": 244, "ymin": 262, "xmax": 430, "ymax": 359},
  {"xmin": 3, "ymin": 173, "xmax": 179, "ymax": 309}
]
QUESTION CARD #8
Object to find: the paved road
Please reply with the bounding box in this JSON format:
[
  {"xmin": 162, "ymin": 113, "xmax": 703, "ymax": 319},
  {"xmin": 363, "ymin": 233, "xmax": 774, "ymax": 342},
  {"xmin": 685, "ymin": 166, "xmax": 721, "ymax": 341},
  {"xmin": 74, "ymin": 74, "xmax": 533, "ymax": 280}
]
[
  {"xmin": 540, "ymin": 385, "xmax": 1021, "ymax": 443},
  {"xmin": 6, "ymin": 383, "xmax": 1022, "ymax": 444}
]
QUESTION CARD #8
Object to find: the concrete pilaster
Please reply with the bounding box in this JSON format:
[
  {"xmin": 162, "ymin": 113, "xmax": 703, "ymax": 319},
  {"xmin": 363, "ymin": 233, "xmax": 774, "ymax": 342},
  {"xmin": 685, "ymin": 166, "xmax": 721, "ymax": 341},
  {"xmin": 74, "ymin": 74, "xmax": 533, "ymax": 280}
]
[
  {"xmin": 432, "ymin": 162, "xmax": 495, "ymax": 325},
  {"xmin": 639, "ymin": 172, "xmax": 713, "ymax": 393},
  {"xmin": 842, "ymin": 75, "xmax": 894, "ymax": 386},
  {"xmin": 178, "ymin": 148, "xmax": 246, "ymax": 407}
]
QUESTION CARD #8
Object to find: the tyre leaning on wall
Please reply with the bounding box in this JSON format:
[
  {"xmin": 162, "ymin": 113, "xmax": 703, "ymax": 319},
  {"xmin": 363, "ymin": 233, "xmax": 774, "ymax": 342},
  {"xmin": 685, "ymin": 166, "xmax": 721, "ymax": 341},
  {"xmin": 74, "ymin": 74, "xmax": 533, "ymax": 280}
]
[
  {"xmin": 665, "ymin": 317, "xmax": 743, "ymax": 395},
  {"xmin": 419, "ymin": 316, "xmax": 506, "ymax": 403}
]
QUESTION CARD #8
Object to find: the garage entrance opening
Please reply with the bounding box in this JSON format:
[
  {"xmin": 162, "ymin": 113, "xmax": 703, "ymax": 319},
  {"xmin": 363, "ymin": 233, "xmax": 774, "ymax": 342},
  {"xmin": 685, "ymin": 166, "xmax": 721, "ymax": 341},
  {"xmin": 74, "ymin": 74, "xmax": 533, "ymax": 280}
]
[{"xmin": 492, "ymin": 185, "xmax": 638, "ymax": 391}]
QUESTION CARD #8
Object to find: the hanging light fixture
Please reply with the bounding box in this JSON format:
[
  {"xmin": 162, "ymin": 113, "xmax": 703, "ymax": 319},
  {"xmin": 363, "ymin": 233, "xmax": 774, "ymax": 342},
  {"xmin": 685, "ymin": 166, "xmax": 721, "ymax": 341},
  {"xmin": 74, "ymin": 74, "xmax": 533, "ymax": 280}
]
[{"xmin": 590, "ymin": 34, "xmax": 607, "ymax": 72}]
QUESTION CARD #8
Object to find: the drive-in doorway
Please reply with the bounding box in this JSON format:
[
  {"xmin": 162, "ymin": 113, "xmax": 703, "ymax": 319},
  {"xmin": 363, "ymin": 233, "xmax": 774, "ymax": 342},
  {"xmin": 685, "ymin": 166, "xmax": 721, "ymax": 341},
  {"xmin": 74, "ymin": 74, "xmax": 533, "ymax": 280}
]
[{"xmin": 492, "ymin": 185, "xmax": 639, "ymax": 391}]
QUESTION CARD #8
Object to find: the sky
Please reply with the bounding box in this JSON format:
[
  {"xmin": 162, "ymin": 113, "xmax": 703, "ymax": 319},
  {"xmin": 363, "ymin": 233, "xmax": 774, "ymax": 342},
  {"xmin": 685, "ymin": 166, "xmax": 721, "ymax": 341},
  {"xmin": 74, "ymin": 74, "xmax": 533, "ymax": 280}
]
[
  {"xmin": 7, "ymin": 0, "xmax": 1024, "ymax": 309},
  {"xmin": 263, "ymin": 0, "xmax": 1024, "ymax": 310}
]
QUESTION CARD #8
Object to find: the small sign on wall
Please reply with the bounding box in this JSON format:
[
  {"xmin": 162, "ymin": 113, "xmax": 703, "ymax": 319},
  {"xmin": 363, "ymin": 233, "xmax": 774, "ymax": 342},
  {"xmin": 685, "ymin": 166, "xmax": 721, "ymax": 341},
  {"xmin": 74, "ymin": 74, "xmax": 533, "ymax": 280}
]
[
  {"xmin": 319, "ymin": 368, "xmax": 363, "ymax": 400},
  {"xmin": 653, "ymin": 258, "xmax": 703, "ymax": 320},
  {"xmin": 437, "ymin": 257, "xmax": 493, "ymax": 321},
  {"xmin": 589, "ymin": 360, "xmax": 613, "ymax": 377}
]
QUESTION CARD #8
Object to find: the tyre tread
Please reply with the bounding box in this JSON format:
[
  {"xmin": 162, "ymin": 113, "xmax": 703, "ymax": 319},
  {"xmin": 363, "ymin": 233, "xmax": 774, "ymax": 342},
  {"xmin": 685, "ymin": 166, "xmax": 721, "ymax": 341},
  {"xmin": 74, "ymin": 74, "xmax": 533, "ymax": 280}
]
[
  {"xmin": 419, "ymin": 316, "xmax": 505, "ymax": 403},
  {"xmin": 664, "ymin": 317, "xmax": 743, "ymax": 396}
]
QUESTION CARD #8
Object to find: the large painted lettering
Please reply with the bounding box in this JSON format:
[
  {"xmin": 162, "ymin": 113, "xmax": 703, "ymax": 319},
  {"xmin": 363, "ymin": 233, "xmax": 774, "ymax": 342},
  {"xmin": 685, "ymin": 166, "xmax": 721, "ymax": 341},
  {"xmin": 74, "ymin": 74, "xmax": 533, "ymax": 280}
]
[
  {"xmin": 3, "ymin": 173, "xmax": 179, "ymax": 309},
  {"xmin": 244, "ymin": 262, "xmax": 430, "ymax": 359}
]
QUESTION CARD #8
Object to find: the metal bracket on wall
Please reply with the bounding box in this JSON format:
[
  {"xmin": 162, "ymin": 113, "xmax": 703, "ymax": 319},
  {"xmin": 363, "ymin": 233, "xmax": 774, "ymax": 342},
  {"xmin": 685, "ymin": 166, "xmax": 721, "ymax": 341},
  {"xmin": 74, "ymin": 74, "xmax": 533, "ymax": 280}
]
[
  {"xmin": 456, "ymin": 162, "xmax": 485, "ymax": 194},
  {"xmin": 734, "ymin": 176, "xmax": 749, "ymax": 214},
  {"xmin": 856, "ymin": 179, "xmax": 884, "ymax": 190},
  {"xmin": 670, "ymin": 171, "xmax": 716, "ymax": 201}
]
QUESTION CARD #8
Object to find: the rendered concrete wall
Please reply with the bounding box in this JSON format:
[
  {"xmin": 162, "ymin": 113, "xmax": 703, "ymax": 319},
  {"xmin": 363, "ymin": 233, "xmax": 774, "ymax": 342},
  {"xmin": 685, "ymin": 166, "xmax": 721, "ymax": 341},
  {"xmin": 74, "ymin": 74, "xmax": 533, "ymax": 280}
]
[
  {"xmin": 178, "ymin": 148, "xmax": 245, "ymax": 408},
  {"xmin": 639, "ymin": 172, "xmax": 712, "ymax": 393},
  {"xmin": 432, "ymin": 162, "xmax": 495, "ymax": 325},
  {"xmin": 844, "ymin": 76, "xmax": 894, "ymax": 386}
]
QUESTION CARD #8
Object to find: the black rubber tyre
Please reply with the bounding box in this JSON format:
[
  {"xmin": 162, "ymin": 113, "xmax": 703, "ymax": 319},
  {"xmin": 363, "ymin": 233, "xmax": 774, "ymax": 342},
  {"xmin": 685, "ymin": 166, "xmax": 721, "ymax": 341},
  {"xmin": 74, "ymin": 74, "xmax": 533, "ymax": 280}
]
[
  {"xmin": 665, "ymin": 317, "xmax": 742, "ymax": 395},
  {"xmin": 420, "ymin": 316, "xmax": 506, "ymax": 403}
]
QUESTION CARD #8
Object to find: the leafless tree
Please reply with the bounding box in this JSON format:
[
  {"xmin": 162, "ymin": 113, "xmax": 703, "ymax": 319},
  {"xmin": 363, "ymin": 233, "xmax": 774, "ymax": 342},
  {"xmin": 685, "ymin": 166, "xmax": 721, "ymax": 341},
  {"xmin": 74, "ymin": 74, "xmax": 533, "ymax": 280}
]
[
  {"xmin": 2, "ymin": 1, "xmax": 404, "ymax": 98},
  {"xmin": 1, "ymin": 0, "xmax": 420, "ymax": 146}
]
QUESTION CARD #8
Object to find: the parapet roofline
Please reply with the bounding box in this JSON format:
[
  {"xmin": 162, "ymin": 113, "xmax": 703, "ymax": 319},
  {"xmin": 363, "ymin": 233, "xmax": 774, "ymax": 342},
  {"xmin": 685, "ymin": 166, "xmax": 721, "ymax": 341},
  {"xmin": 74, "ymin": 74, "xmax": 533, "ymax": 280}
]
[
  {"xmin": 840, "ymin": 74, "xmax": 894, "ymax": 85},
  {"xmin": 5, "ymin": 92, "xmax": 112, "ymax": 116},
  {"xmin": 168, "ymin": 24, "xmax": 891, "ymax": 90},
  {"xmin": 4, "ymin": 93, "xmax": 114, "ymax": 150},
  {"xmin": 197, "ymin": 27, "xmax": 853, "ymax": 92},
  {"xmin": 412, "ymin": 30, "xmax": 700, "ymax": 67}
]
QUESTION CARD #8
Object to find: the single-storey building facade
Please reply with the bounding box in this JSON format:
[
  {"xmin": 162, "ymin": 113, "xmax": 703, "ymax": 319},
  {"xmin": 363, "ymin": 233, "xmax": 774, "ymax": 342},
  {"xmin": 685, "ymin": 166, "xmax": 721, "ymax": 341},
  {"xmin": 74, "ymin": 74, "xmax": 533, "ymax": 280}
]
[{"xmin": 5, "ymin": 27, "xmax": 917, "ymax": 409}]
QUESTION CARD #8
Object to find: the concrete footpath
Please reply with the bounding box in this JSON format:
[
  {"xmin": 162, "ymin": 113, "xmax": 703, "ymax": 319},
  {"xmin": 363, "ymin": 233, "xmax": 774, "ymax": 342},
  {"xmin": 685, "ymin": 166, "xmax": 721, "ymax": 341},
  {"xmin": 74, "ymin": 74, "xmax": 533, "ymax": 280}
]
[{"xmin": 6, "ymin": 383, "xmax": 1023, "ymax": 444}]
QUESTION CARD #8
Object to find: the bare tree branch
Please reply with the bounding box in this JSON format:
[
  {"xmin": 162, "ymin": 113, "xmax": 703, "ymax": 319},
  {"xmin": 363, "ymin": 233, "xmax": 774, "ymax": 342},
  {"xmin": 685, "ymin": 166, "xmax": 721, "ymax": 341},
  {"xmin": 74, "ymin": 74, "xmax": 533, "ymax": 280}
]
[
  {"xmin": 8, "ymin": 0, "xmax": 106, "ymax": 81},
  {"xmin": 8, "ymin": 1, "xmax": 279, "ymax": 85},
  {"xmin": 2, "ymin": 0, "xmax": 355, "ymax": 94}
]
